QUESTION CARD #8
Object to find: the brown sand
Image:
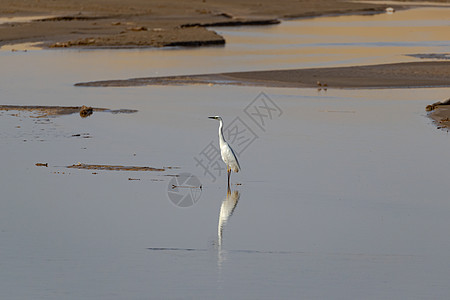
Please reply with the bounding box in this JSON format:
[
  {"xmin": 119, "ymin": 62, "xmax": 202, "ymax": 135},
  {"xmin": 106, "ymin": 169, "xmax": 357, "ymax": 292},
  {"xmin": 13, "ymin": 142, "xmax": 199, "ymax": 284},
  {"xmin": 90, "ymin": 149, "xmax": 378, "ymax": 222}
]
[
  {"xmin": 67, "ymin": 163, "xmax": 165, "ymax": 171},
  {"xmin": 426, "ymin": 98, "xmax": 450, "ymax": 129},
  {"xmin": 0, "ymin": 105, "xmax": 137, "ymax": 117},
  {"xmin": 429, "ymin": 106, "xmax": 450, "ymax": 129},
  {"xmin": 0, "ymin": 0, "xmax": 390, "ymax": 48},
  {"xmin": 75, "ymin": 61, "xmax": 450, "ymax": 89}
]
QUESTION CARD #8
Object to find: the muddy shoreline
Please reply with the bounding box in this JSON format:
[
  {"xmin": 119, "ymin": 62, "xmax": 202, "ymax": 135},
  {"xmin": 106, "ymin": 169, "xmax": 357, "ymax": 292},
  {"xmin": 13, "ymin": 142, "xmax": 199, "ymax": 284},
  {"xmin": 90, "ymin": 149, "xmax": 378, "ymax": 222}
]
[
  {"xmin": 0, "ymin": 0, "xmax": 392, "ymax": 49},
  {"xmin": 0, "ymin": 105, "xmax": 137, "ymax": 117},
  {"xmin": 75, "ymin": 61, "xmax": 450, "ymax": 89},
  {"xmin": 426, "ymin": 98, "xmax": 450, "ymax": 129},
  {"xmin": 67, "ymin": 163, "xmax": 165, "ymax": 171},
  {"xmin": 429, "ymin": 106, "xmax": 450, "ymax": 129}
]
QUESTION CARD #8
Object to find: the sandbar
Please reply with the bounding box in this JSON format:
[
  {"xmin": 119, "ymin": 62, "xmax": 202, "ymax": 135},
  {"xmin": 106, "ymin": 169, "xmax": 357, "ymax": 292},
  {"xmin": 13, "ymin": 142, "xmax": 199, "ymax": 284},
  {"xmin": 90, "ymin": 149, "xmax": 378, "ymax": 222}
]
[
  {"xmin": 0, "ymin": 0, "xmax": 391, "ymax": 49},
  {"xmin": 75, "ymin": 61, "xmax": 450, "ymax": 89}
]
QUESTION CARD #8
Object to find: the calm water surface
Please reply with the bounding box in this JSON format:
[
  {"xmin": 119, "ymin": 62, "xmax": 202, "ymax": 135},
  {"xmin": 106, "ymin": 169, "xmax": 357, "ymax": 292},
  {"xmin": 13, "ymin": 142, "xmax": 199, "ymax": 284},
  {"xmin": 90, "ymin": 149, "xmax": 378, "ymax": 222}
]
[{"xmin": 1, "ymin": 7, "xmax": 450, "ymax": 300}]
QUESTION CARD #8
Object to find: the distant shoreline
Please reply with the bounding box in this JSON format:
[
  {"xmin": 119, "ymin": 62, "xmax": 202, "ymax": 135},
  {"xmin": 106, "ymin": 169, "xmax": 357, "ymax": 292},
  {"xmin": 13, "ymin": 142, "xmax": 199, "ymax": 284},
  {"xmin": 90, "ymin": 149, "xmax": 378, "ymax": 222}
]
[{"xmin": 0, "ymin": 0, "xmax": 391, "ymax": 49}]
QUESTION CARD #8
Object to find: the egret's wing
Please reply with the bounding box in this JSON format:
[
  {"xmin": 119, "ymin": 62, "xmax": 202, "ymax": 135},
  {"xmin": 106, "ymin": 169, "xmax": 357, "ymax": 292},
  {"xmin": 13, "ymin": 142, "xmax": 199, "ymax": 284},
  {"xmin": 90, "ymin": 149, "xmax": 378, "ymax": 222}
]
[{"xmin": 227, "ymin": 143, "xmax": 241, "ymax": 172}]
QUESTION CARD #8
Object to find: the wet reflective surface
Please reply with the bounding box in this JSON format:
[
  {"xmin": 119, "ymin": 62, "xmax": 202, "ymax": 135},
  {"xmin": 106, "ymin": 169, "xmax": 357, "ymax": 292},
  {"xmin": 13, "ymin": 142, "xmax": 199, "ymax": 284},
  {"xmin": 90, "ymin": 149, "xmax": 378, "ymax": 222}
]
[
  {"xmin": 216, "ymin": 6, "xmax": 450, "ymax": 69},
  {"xmin": 1, "ymin": 6, "xmax": 450, "ymax": 300},
  {"xmin": 218, "ymin": 187, "xmax": 240, "ymax": 247}
]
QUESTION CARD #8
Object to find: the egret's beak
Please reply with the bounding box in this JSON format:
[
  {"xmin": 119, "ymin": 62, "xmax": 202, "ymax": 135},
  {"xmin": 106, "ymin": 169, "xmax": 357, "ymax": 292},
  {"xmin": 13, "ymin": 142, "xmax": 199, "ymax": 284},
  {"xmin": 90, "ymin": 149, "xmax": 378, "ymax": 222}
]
[{"xmin": 208, "ymin": 116, "xmax": 216, "ymax": 120}]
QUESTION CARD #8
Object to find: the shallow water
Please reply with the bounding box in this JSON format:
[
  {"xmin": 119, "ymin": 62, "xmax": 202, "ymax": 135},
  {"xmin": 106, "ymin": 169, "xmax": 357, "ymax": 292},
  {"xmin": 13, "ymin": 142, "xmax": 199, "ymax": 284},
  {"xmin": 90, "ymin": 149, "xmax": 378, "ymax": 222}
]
[
  {"xmin": 1, "ymin": 6, "xmax": 450, "ymax": 300},
  {"xmin": 215, "ymin": 6, "xmax": 450, "ymax": 69}
]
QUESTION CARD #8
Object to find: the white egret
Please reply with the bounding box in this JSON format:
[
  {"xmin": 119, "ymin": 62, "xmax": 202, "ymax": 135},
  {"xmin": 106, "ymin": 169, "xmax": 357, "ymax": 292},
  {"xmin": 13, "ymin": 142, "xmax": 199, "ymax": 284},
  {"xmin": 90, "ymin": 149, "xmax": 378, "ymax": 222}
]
[{"xmin": 208, "ymin": 116, "xmax": 241, "ymax": 186}]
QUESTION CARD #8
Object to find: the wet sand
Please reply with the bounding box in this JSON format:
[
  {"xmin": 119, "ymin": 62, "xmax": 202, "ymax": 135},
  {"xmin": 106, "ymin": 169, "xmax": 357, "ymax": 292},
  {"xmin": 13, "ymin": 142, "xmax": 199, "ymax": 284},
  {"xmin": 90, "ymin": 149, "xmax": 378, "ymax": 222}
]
[
  {"xmin": 0, "ymin": 0, "xmax": 391, "ymax": 48},
  {"xmin": 426, "ymin": 98, "xmax": 450, "ymax": 129},
  {"xmin": 0, "ymin": 105, "xmax": 137, "ymax": 117},
  {"xmin": 429, "ymin": 106, "xmax": 450, "ymax": 129},
  {"xmin": 67, "ymin": 163, "xmax": 165, "ymax": 171},
  {"xmin": 75, "ymin": 61, "xmax": 450, "ymax": 89}
]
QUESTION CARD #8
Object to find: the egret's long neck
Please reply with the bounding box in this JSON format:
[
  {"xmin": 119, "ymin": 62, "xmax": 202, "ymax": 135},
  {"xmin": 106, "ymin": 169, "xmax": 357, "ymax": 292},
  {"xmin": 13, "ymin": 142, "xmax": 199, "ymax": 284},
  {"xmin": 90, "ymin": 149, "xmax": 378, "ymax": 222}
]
[{"xmin": 218, "ymin": 120, "xmax": 226, "ymax": 146}]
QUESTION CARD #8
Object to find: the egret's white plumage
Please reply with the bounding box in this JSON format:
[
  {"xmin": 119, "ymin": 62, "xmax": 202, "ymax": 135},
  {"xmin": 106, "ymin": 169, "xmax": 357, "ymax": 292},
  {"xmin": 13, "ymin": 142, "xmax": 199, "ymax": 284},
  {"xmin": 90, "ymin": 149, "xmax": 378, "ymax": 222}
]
[{"xmin": 209, "ymin": 116, "xmax": 240, "ymax": 185}]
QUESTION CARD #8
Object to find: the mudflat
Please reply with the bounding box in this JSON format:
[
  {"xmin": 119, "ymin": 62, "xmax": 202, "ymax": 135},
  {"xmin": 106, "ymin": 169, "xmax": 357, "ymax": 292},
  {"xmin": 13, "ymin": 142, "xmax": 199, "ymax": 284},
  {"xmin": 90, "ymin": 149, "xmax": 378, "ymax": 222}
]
[
  {"xmin": 0, "ymin": 0, "xmax": 388, "ymax": 48},
  {"xmin": 75, "ymin": 61, "xmax": 450, "ymax": 89}
]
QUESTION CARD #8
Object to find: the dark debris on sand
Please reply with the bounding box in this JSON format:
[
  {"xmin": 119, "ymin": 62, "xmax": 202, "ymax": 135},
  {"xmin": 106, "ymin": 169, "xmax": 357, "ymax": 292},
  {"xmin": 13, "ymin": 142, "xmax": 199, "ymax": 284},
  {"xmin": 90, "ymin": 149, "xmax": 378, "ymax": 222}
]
[{"xmin": 67, "ymin": 163, "xmax": 165, "ymax": 171}]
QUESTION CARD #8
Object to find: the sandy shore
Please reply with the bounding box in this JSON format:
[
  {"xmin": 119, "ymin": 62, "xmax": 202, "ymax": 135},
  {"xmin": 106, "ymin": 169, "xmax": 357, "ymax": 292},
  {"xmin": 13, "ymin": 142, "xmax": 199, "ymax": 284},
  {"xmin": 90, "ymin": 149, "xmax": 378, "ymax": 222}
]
[
  {"xmin": 428, "ymin": 106, "xmax": 450, "ymax": 129},
  {"xmin": 426, "ymin": 99, "xmax": 450, "ymax": 129},
  {"xmin": 75, "ymin": 61, "xmax": 450, "ymax": 89},
  {"xmin": 0, "ymin": 105, "xmax": 137, "ymax": 117},
  {"xmin": 0, "ymin": 0, "xmax": 390, "ymax": 48}
]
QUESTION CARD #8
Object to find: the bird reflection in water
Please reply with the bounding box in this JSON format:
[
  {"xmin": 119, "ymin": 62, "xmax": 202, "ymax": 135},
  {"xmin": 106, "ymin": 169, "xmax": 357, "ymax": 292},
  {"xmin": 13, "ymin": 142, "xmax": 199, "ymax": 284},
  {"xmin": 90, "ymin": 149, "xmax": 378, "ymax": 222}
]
[
  {"xmin": 217, "ymin": 186, "xmax": 240, "ymax": 268},
  {"xmin": 218, "ymin": 186, "xmax": 240, "ymax": 246}
]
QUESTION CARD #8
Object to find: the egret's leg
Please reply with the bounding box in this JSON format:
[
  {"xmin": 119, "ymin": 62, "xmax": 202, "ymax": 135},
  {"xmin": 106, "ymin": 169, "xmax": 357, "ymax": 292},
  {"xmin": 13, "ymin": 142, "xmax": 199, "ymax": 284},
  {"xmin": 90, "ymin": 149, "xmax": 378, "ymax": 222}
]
[{"xmin": 227, "ymin": 167, "xmax": 231, "ymax": 187}]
